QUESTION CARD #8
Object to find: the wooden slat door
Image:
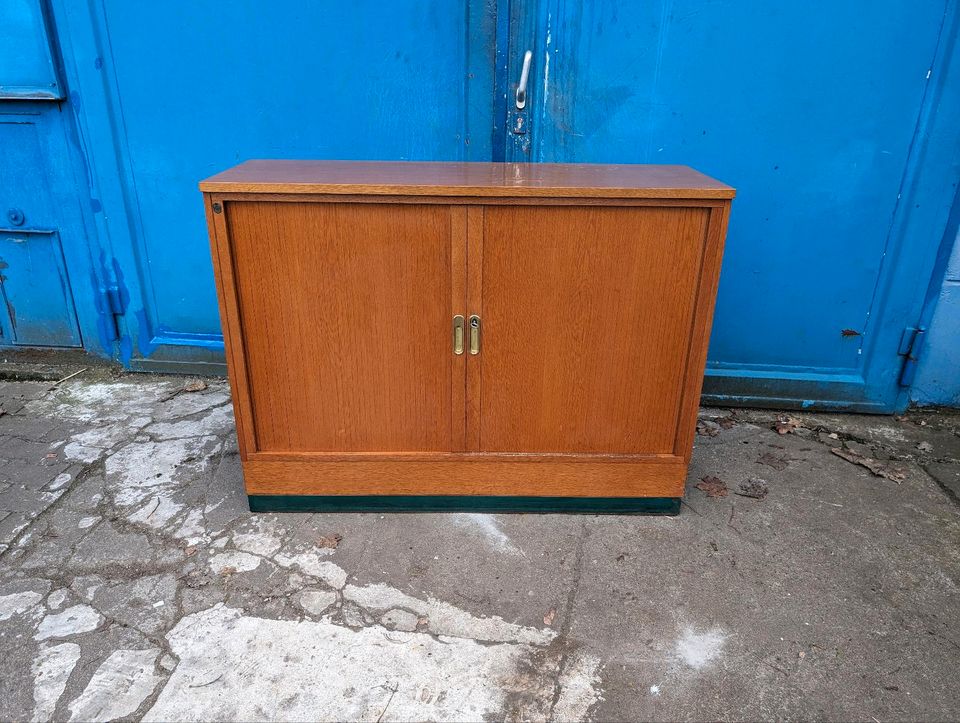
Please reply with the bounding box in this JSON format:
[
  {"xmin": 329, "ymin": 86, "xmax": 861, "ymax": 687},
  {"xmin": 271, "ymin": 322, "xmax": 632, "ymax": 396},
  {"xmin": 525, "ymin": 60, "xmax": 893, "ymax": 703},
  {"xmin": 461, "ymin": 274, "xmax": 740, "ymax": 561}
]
[
  {"xmin": 473, "ymin": 204, "xmax": 710, "ymax": 454},
  {"xmin": 226, "ymin": 201, "xmax": 465, "ymax": 453}
]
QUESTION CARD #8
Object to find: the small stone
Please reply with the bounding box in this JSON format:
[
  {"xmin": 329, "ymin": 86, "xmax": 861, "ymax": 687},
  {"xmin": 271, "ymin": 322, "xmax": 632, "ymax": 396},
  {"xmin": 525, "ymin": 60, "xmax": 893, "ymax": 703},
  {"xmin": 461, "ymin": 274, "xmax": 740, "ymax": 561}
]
[
  {"xmin": 159, "ymin": 654, "xmax": 178, "ymax": 672},
  {"xmin": 917, "ymin": 441, "xmax": 934, "ymax": 453}
]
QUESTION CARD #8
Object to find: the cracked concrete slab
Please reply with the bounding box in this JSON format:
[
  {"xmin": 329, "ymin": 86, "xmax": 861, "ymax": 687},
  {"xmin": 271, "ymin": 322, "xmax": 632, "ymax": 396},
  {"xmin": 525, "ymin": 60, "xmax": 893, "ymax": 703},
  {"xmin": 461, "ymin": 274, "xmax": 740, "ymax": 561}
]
[{"xmin": 0, "ymin": 372, "xmax": 958, "ymax": 721}]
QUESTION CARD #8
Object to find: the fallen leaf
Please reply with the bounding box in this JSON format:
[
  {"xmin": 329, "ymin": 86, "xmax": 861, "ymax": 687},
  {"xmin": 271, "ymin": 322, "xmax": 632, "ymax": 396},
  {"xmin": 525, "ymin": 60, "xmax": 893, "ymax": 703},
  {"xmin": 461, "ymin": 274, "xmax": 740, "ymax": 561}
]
[
  {"xmin": 696, "ymin": 419, "xmax": 721, "ymax": 437},
  {"xmin": 318, "ymin": 533, "xmax": 342, "ymax": 549},
  {"xmin": 917, "ymin": 441, "xmax": 934, "ymax": 453},
  {"xmin": 773, "ymin": 414, "xmax": 802, "ymax": 435},
  {"xmin": 718, "ymin": 416, "xmax": 736, "ymax": 429},
  {"xmin": 830, "ymin": 447, "xmax": 906, "ymax": 483},
  {"xmin": 416, "ymin": 615, "xmax": 429, "ymax": 629},
  {"xmin": 695, "ymin": 476, "xmax": 728, "ymax": 497},
  {"xmin": 757, "ymin": 451, "xmax": 790, "ymax": 471},
  {"xmin": 543, "ymin": 608, "xmax": 556, "ymax": 626},
  {"xmin": 736, "ymin": 477, "xmax": 769, "ymax": 499},
  {"xmin": 184, "ymin": 545, "xmax": 197, "ymax": 557},
  {"xmin": 219, "ymin": 566, "xmax": 237, "ymax": 576},
  {"xmin": 184, "ymin": 380, "xmax": 208, "ymax": 392}
]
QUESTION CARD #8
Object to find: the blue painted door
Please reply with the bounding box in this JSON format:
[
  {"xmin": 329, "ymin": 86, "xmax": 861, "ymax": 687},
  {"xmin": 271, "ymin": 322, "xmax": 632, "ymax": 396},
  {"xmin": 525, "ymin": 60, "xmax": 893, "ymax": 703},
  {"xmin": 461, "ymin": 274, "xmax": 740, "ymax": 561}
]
[
  {"xmin": 0, "ymin": 3, "xmax": 100, "ymax": 351},
  {"xmin": 503, "ymin": 1, "xmax": 960, "ymax": 411},
  {"xmin": 53, "ymin": 0, "xmax": 497, "ymax": 371}
]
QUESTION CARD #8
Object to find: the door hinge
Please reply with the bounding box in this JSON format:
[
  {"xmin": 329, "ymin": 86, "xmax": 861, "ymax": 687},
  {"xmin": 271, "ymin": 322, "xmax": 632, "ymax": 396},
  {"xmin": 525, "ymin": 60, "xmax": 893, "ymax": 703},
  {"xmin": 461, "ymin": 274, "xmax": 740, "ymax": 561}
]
[
  {"xmin": 94, "ymin": 259, "xmax": 129, "ymax": 343},
  {"xmin": 897, "ymin": 326, "xmax": 925, "ymax": 387}
]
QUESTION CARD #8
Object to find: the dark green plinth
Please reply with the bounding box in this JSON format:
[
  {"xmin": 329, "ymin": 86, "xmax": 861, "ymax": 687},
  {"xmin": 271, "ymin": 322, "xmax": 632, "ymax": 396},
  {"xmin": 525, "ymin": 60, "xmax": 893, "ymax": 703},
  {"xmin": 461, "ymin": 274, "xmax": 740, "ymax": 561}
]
[{"xmin": 248, "ymin": 495, "xmax": 681, "ymax": 515}]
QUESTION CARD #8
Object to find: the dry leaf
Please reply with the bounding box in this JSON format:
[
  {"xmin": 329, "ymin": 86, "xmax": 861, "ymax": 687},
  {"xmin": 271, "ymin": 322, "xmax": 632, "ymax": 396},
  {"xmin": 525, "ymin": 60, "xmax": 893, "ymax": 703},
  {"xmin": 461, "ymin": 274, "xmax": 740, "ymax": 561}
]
[
  {"xmin": 718, "ymin": 416, "xmax": 736, "ymax": 429},
  {"xmin": 695, "ymin": 476, "xmax": 728, "ymax": 497},
  {"xmin": 774, "ymin": 414, "xmax": 802, "ymax": 435},
  {"xmin": 184, "ymin": 545, "xmax": 197, "ymax": 557},
  {"xmin": 696, "ymin": 419, "xmax": 721, "ymax": 437},
  {"xmin": 543, "ymin": 608, "xmax": 556, "ymax": 626},
  {"xmin": 757, "ymin": 451, "xmax": 790, "ymax": 471},
  {"xmin": 318, "ymin": 533, "xmax": 342, "ymax": 549},
  {"xmin": 736, "ymin": 477, "xmax": 769, "ymax": 499},
  {"xmin": 830, "ymin": 447, "xmax": 906, "ymax": 483},
  {"xmin": 416, "ymin": 616, "xmax": 429, "ymax": 629},
  {"xmin": 184, "ymin": 380, "xmax": 207, "ymax": 392},
  {"xmin": 220, "ymin": 566, "xmax": 237, "ymax": 576}
]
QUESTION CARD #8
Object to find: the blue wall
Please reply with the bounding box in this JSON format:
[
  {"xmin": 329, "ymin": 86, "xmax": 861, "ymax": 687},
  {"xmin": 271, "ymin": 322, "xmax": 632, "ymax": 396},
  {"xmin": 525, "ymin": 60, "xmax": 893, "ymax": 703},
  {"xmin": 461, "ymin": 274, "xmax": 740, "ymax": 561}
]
[{"xmin": 2, "ymin": 1, "xmax": 959, "ymax": 411}]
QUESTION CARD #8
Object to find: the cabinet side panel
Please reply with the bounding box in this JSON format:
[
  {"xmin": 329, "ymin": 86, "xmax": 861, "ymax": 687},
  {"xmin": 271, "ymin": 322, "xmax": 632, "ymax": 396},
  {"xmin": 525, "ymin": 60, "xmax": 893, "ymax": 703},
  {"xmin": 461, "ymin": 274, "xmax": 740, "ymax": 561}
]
[
  {"xmin": 205, "ymin": 195, "xmax": 257, "ymax": 458},
  {"xmin": 227, "ymin": 201, "xmax": 455, "ymax": 452},
  {"xmin": 674, "ymin": 203, "xmax": 731, "ymax": 460},
  {"xmin": 480, "ymin": 205, "xmax": 709, "ymax": 454}
]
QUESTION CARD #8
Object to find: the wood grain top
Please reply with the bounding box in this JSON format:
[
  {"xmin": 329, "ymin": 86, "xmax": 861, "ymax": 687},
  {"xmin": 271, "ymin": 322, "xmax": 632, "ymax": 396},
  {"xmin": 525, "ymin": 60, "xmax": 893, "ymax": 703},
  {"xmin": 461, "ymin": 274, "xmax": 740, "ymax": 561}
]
[{"xmin": 199, "ymin": 160, "xmax": 735, "ymax": 199}]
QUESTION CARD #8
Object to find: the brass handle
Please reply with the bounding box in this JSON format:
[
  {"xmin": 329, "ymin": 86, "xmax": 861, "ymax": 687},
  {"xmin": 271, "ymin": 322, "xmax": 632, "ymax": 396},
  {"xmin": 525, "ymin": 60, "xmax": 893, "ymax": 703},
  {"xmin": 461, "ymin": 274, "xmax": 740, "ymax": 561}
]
[
  {"xmin": 469, "ymin": 315, "xmax": 481, "ymax": 355},
  {"xmin": 453, "ymin": 315, "xmax": 465, "ymax": 355}
]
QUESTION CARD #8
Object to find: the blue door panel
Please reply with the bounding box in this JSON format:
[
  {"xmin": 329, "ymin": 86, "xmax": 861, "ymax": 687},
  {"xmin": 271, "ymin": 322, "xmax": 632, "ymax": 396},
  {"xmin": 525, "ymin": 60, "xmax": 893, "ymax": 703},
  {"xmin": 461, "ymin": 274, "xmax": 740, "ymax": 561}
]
[
  {"xmin": 0, "ymin": 230, "xmax": 81, "ymax": 347},
  {"xmin": 509, "ymin": 0, "xmax": 960, "ymax": 410},
  {"xmin": 0, "ymin": 0, "xmax": 63, "ymax": 99},
  {"xmin": 54, "ymin": 0, "xmax": 496, "ymax": 364},
  {"xmin": 0, "ymin": 108, "xmax": 97, "ymax": 349}
]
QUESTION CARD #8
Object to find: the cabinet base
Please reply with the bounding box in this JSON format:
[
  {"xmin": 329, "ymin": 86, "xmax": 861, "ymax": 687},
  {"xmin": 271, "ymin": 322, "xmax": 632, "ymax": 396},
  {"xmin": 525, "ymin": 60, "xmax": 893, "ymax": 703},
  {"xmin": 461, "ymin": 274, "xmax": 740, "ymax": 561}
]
[{"xmin": 248, "ymin": 494, "xmax": 681, "ymax": 515}]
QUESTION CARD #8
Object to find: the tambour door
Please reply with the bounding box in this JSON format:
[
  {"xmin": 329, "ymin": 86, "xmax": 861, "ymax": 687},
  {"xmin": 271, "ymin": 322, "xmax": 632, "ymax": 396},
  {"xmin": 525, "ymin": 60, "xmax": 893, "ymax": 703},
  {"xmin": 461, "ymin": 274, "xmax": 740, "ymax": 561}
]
[
  {"xmin": 225, "ymin": 201, "xmax": 466, "ymax": 453},
  {"xmin": 475, "ymin": 204, "xmax": 712, "ymax": 454}
]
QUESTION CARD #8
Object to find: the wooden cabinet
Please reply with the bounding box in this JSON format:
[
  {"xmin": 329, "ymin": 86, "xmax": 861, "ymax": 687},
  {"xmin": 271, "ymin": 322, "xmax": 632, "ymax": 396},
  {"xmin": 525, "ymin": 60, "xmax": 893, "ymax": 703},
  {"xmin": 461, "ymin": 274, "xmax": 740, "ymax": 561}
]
[{"xmin": 201, "ymin": 161, "xmax": 734, "ymax": 513}]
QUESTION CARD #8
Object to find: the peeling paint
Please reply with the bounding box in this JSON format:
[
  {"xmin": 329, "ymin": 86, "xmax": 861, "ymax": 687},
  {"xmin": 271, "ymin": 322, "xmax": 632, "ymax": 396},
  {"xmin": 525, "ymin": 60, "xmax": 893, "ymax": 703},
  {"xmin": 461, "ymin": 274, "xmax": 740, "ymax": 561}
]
[
  {"xmin": 31, "ymin": 642, "xmax": 81, "ymax": 722},
  {"xmin": 0, "ymin": 591, "xmax": 43, "ymax": 621},
  {"xmin": 68, "ymin": 648, "xmax": 161, "ymax": 721},
  {"xmin": 34, "ymin": 605, "xmax": 102, "ymax": 641},
  {"xmin": 145, "ymin": 605, "xmax": 590, "ymax": 722}
]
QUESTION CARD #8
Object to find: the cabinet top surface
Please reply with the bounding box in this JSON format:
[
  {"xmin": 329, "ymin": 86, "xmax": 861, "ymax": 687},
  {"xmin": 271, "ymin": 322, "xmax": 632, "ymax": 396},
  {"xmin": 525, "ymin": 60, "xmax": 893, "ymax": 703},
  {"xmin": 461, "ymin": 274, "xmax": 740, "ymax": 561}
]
[{"xmin": 200, "ymin": 160, "xmax": 735, "ymax": 199}]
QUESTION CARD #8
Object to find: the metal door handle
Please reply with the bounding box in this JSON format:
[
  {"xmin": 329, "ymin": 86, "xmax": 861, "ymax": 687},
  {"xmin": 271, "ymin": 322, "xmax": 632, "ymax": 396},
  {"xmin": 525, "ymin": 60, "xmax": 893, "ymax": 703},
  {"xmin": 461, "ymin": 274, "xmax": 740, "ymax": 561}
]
[
  {"xmin": 515, "ymin": 50, "xmax": 533, "ymax": 109},
  {"xmin": 452, "ymin": 315, "xmax": 464, "ymax": 355},
  {"xmin": 469, "ymin": 315, "xmax": 481, "ymax": 355}
]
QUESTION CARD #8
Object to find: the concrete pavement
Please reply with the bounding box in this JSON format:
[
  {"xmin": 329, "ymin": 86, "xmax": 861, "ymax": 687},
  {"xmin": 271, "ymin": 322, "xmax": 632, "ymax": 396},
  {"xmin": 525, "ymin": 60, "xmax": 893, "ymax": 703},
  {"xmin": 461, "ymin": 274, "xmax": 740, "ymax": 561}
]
[{"xmin": 0, "ymin": 372, "xmax": 958, "ymax": 721}]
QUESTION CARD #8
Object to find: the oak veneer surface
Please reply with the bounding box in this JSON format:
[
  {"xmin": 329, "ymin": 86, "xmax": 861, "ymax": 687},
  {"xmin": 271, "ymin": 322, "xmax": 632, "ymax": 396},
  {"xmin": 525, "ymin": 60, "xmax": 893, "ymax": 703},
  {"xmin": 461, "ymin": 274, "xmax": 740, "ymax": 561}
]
[
  {"xmin": 478, "ymin": 205, "xmax": 709, "ymax": 453},
  {"xmin": 200, "ymin": 160, "xmax": 735, "ymax": 199},
  {"xmin": 203, "ymin": 161, "xmax": 733, "ymax": 503},
  {"xmin": 226, "ymin": 202, "xmax": 458, "ymax": 452}
]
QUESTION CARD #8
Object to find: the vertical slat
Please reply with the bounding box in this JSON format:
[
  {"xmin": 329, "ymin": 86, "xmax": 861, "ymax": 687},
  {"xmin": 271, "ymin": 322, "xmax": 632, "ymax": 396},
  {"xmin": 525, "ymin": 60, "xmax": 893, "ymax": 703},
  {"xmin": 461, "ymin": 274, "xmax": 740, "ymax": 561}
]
[
  {"xmin": 450, "ymin": 207, "xmax": 468, "ymax": 450},
  {"xmin": 465, "ymin": 206, "xmax": 484, "ymax": 450},
  {"xmin": 673, "ymin": 202, "xmax": 731, "ymax": 461},
  {"xmin": 205, "ymin": 194, "xmax": 258, "ymax": 459}
]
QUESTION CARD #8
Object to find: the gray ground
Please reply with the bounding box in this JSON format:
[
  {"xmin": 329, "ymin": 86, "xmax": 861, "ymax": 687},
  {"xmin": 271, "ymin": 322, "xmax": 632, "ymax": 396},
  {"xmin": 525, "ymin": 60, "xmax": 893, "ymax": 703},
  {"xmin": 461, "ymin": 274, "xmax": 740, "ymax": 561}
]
[{"xmin": 0, "ymin": 371, "xmax": 958, "ymax": 722}]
